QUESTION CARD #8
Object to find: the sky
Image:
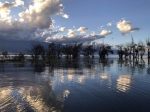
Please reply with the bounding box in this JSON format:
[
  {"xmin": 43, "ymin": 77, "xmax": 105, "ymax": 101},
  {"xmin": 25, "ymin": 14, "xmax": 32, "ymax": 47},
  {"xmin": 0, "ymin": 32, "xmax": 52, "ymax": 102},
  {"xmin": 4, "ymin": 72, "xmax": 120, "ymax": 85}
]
[{"xmin": 0, "ymin": 0, "xmax": 150, "ymax": 46}]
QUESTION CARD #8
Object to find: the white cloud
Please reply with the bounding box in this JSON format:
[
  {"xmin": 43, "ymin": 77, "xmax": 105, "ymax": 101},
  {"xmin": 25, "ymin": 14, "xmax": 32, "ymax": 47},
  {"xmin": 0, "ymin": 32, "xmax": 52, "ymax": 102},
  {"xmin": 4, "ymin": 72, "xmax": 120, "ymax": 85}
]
[
  {"xmin": 0, "ymin": 0, "xmax": 68, "ymax": 41},
  {"xmin": 59, "ymin": 27, "xmax": 67, "ymax": 32},
  {"xmin": 0, "ymin": 0, "xmax": 112, "ymax": 45},
  {"xmin": 0, "ymin": 0, "xmax": 24, "ymax": 18},
  {"xmin": 107, "ymin": 22, "xmax": 112, "ymax": 26},
  {"xmin": 77, "ymin": 27, "xmax": 88, "ymax": 34},
  {"xmin": 117, "ymin": 20, "xmax": 140, "ymax": 34},
  {"xmin": 46, "ymin": 32, "xmax": 107, "ymax": 44},
  {"xmin": 97, "ymin": 26, "xmax": 103, "ymax": 30},
  {"xmin": 18, "ymin": 0, "xmax": 64, "ymax": 30},
  {"xmin": 67, "ymin": 29, "xmax": 76, "ymax": 37},
  {"xmin": 100, "ymin": 30, "xmax": 112, "ymax": 36},
  {"xmin": 62, "ymin": 14, "xmax": 69, "ymax": 18}
]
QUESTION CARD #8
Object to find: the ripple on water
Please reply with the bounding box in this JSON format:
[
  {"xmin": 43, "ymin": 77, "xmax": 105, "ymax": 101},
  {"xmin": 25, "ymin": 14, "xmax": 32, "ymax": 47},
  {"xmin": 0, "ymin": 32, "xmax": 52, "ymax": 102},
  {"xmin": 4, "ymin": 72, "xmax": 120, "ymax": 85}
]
[{"xmin": 0, "ymin": 59, "xmax": 150, "ymax": 112}]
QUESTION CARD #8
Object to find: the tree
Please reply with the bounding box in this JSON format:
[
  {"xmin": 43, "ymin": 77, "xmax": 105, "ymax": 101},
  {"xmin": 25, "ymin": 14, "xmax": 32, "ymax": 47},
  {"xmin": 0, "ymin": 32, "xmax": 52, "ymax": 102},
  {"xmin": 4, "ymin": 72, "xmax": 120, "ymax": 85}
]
[
  {"xmin": 146, "ymin": 37, "xmax": 150, "ymax": 59},
  {"xmin": 117, "ymin": 44, "xmax": 127, "ymax": 59},
  {"xmin": 55, "ymin": 43, "xmax": 62, "ymax": 59},
  {"xmin": 72, "ymin": 43, "xmax": 82, "ymax": 58},
  {"xmin": 2, "ymin": 51, "xmax": 8, "ymax": 60},
  {"xmin": 27, "ymin": 43, "xmax": 45, "ymax": 60},
  {"xmin": 47, "ymin": 43, "xmax": 56, "ymax": 59},
  {"xmin": 99, "ymin": 44, "xmax": 113, "ymax": 59},
  {"xmin": 62, "ymin": 45, "xmax": 73, "ymax": 58},
  {"xmin": 138, "ymin": 40, "xmax": 145, "ymax": 59},
  {"xmin": 13, "ymin": 52, "xmax": 25, "ymax": 62},
  {"xmin": 82, "ymin": 45, "xmax": 96, "ymax": 58}
]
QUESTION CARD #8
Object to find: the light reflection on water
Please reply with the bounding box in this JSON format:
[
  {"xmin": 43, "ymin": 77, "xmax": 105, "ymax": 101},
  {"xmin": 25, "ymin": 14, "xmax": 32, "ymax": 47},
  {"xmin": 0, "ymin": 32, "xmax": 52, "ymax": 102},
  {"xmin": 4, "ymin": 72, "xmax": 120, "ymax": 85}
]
[
  {"xmin": 117, "ymin": 75, "xmax": 131, "ymax": 92},
  {"xmin": 0, "ymin": 58, "xmax": 150, "ymax": 112}
]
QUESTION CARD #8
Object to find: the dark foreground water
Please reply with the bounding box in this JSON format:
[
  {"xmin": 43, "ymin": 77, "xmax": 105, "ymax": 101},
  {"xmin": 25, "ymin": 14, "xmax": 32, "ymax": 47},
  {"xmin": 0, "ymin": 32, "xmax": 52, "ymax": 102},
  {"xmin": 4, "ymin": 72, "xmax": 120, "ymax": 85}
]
[{"xmin": 0, "ymin": 58, "xmax": 150, "ymax": 112}]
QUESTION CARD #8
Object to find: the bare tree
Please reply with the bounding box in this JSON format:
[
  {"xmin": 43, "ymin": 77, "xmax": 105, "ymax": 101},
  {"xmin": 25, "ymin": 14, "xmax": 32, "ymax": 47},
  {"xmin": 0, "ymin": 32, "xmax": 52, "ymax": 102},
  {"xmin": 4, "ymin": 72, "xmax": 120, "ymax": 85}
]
[
  {"xmin": 138, "ymin": 40, "xmax": 145, "ymax": 59},
  {"xmin": 72, "ymin": 43, "xmax": 82, "ymax": 58},
  {"xmin": 2, "ymin": 51, "xmax": 8, "ymax": 60},
  {"xmin": 62, "ymin": 45, "xmax": 73, "ymax": 58},
  {"xmin": 146, "ymin": 37, "xmax": 150, "ymax": 59},
  {"xmin": 82, "ymin": 45, "xmax": 96, "ymax": 58},
  {"xmin": 27, "ymin": 43, "xmax": 45, "ymax": 60},
  {"xmin": 13, "ymin": 52, "xmax": 25, "ymax": 62}
]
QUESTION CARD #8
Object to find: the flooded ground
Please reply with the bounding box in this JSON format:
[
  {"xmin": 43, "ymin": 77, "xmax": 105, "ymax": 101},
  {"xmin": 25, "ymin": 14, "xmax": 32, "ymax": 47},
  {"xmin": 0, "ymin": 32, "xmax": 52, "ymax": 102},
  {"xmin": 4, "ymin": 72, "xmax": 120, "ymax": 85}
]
[{"xmin": 0, "ymin": 58, "xmax": 150, "ymax": 112}]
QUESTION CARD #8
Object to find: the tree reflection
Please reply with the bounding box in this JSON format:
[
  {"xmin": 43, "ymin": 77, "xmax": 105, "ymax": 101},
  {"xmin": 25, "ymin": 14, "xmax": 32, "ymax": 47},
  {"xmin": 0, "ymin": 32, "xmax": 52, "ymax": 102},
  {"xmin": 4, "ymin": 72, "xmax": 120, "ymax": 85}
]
[
  {"xmin": 117, "ymin": 58, "xmax": 145, "ymax": 69},
  {"xmin": 32, "ymin": 63, "xmax": 45, "ymax": 73}
]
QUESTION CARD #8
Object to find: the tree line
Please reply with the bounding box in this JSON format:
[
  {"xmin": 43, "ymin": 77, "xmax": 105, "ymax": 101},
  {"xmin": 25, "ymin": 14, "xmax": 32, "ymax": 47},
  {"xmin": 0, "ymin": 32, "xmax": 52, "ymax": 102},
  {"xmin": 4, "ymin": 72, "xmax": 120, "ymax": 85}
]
[
  {"xmin": 26, "ymin": 42, "xmax": 114, "ymax": 60},
  {"xmin": 1, "ymin": 37, "xmax": 150, "ymax": 62}
]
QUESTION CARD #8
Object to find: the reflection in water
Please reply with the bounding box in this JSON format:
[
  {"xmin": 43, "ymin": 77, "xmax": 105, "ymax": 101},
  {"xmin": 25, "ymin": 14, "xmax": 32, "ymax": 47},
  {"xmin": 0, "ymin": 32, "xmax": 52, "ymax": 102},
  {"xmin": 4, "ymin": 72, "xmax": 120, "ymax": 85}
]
[
  {"xmin": 0, "ymin": 86, "xmax": 63, "ymax": 112},
  {"xmin": 63, "ymin": 90, "xmax": 70, "ymax": 98},
  {"xmin": 60, "ymin": 75, "xmax": 65, "ymax": 83},
  {"xmin": 67, "ymin": 69, "xmax": 74, "ymax": 81},
  {"xmin": 33, "ymin": 63, "xmax": 45, "ymax": 73},
  {"xmin": 77, "ymin": 76, "xmax": 86, "ymax": 84},
  {"xmin": 68, "ymin": 74, "xmax": 74, "ymax": 81},
  {"xmin": 100, "ymin": 73, "xmax": 109, "ymax": 79},
  {"xmin": 117, "ymin": 75, "xmax": 131, "ymax": 92},
  {"xmin": 0, "ymin": 58, "xmax": 150, "ymax": 112}
]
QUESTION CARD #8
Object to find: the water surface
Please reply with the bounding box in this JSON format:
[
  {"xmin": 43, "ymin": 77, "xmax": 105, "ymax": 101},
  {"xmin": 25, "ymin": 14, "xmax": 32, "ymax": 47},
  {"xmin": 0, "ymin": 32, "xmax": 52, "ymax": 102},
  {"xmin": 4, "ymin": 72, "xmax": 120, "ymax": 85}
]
[{"xmin": 0, "ymin": 58, "xmax": 150, "ymax": 112}]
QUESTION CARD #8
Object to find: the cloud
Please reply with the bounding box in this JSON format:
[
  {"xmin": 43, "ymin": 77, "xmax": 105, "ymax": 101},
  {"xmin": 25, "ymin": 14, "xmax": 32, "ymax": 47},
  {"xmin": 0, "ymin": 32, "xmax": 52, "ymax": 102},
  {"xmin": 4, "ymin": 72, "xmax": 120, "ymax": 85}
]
[
  {"xmin": 18, "ymin": 0, "xmax": 65, "ymax": 30},
  {"xmin": 0, "ymin": 0, "xmax": 68, "ymax": 41},
  {"xmin": 77, "ymin": 27, "xmax": 88, "ymax": 34},
  {"xmin": 100, "ymin": 30, "xmax": 112, "ymax": 36},
  {"xmin": 107, "ymin": 22, "xmax": 112, "ymax": 26},
  {"xmin": 0, "ymin": 0, "xmax": 112, "ymax": 45},
  {"xmin": 0, "ymin": 0, "xmax": 24, "ymax": 18},
  {"xmin": 117, "ymin": 20, "xmax": 140, "ymax": 34},
  {"xmin": 67, "ymin": 29, "xmax": 76, "ymax": 37},
  {"xmin": 45, "ymin": 28, "xmax": 113, "ymax": 44},
  {"xmin": 59, "ymin": 27, "xmax": 67, "ymax": 32},
  {"xmin": 45, "ymin": 31, "xmax": 111, "ymax": 44},
  {"xmin": 62, "ymin": 14, "xmax": 69, "ymax": 18},
  {"xmin": 97, "ymin": 26, "xmax": 103, "ymax": 30}
]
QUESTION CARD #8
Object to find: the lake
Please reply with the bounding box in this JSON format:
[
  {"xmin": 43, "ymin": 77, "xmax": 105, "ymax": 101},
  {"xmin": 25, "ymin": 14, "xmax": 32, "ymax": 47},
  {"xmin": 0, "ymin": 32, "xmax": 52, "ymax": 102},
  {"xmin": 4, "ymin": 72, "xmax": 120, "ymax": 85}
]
[{"xmin": 0, "ymin": 58, "xmax": 150, "ymax": 112}]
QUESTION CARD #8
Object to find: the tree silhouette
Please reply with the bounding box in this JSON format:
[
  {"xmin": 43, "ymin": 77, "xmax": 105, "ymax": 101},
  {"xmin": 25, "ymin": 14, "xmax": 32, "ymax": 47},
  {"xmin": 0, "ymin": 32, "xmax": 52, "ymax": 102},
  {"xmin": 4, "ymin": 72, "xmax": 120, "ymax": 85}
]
[
  {"xmin": 2, "ymin": 51, "xmax": 8, "ymax": 60},
  {"xmin": 82, "ymin": 45, "xmax": 96, "ymax": 58},
  {"xmin": 27, "ymin": 43, "xmax": 45, "ymax": 60},
  {"xmin": 99, "ymin": 45, "xmax": 113, "ymax": 59},
  {"xmin": 72, "ymin": 43, "xmax": 82, "ymax": 58}
]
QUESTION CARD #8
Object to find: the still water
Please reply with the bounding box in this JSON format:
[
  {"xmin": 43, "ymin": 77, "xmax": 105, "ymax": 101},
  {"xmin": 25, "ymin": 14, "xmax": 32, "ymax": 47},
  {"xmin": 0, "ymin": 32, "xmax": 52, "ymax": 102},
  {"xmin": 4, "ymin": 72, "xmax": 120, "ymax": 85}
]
[{"xmin": 0, "ymin": 58, "xmax": 150, "ymax": 112}]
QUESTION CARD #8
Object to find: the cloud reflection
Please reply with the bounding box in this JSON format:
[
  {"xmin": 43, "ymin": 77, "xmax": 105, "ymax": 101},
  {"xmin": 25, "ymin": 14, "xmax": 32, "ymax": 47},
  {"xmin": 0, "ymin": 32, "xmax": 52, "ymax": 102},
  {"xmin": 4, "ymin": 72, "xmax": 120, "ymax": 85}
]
[
  {"xmin": 100, "ymin": 73, "xmax": 109, "ymax": 79},
  {"xmin": 78, "ymin": 76, "xmax": 86, "ymax": 84},
  {"xmin": 117, "ymin": 75, "xmax": 131, "ymax": 92},
  {"xmin": 63, "ymin": 90, "xmax": 70, "ymax": 98},
  {"xmin": 0, "ymin": 86, "xmax": 63, "ymax": 112}
]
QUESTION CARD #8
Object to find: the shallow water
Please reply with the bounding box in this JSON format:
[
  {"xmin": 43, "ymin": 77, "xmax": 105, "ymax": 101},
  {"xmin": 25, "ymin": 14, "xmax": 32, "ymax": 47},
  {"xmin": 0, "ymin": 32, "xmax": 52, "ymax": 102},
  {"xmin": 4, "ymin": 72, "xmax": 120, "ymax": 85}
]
[{"xmin": 0, "ymin": 58, "xmax": 150, "ymax": 112}]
